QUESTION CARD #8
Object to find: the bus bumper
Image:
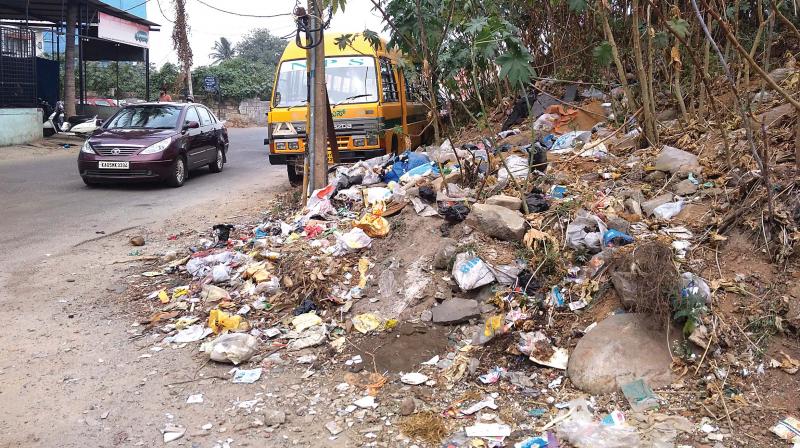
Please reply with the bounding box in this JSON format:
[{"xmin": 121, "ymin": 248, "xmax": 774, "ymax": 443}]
[{"xmin": 268, "ymin": 149, "xmax": 386, "ymax": 166}]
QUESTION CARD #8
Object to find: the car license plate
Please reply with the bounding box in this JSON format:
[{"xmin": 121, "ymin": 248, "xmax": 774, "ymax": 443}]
[{"xmin": 98, "ymin": 161, "xmax": 129, "ymax": 169}]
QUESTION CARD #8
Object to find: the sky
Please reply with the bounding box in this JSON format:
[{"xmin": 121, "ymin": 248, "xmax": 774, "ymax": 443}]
[{"xmin": 145, "ymin": 0, "xmax": 388, "ymax": 68}]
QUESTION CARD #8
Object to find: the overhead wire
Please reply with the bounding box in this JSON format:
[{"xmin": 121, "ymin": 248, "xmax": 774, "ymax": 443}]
[
  {"xmin": 154, "ymin": 0, "xmax": 174, "ymax": 23},
  {"xmin": 124, "ymin": 0, "xmax": 150, "ymax": 12},
  {"xmin": 193, "ymin": 0, "xmax": 292, "ymax": 18}
]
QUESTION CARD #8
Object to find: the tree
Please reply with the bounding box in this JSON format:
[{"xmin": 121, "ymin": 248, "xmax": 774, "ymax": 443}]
[
  {"xmin": 210, "ymin": 37, "xmax": 235, "ymax": 64},
  {"xmin": 235, "ymin": 29, "xmax": 286, "ymax": 68},
  {"xmin": 192, "ymin": 58, "xmax": 275, "ymax": 101}
]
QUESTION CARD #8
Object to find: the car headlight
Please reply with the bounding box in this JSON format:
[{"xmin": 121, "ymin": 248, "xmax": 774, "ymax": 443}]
[
  {"xmin": 81, "ymin": 140, "xmax": 95, "ymax": 154},
  {"xmin": 140, "ymin": 136, "xmax": 173, "ymax": 155}
]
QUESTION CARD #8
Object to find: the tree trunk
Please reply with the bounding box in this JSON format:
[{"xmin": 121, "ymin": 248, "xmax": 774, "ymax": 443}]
[
  {"xmin": 673, "ymin": 40, "xmax": 689, "ymax": 121},
  {"xmin": 414, "ymin": 0, "xmax": 441, "ymax": 143},
  {"xmin": 600, "ymin": 6, "xmax": 637, "ymax": 113},
  {"xmin": 64, "ymin": 1, "xmax": 78, "ymax": 118},
  {"xmin": 632, "ymin": 0, "xmax": 658, "ymax": 144}
]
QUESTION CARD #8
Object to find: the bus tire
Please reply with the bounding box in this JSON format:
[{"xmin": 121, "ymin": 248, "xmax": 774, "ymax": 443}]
[
  {"xmin": 287, "ymin": 164, "xmax": 302, "ymax": 187},
  {"xmin": 391, "ymin": 135, "xmax": 399, "ymax": 156}
]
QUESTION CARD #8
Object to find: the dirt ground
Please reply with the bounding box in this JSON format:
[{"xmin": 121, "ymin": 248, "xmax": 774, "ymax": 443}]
[{"xmin": 0, "ymin": 135, "xmax": 83, "ymax": 162}]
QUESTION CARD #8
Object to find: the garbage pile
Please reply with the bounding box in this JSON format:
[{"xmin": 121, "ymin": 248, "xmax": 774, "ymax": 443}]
[{"xmin": 125, "ymin": 83, "xmax": 799, "ymax": 447}]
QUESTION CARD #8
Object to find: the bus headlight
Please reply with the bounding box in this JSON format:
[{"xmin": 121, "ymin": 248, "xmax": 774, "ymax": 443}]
[
  {"xmin": 275, "ymin": 142, "xmax": 286, "ymax": 150},
  {"xmin": 288, "ymin": 141, "xmax": 299, "ymax": 149},
  {"xmin": 352, "ymin": 137, "xmax": 365, "ymax": 147}
]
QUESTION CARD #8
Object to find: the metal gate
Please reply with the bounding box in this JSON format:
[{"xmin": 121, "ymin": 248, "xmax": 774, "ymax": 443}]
[{"xmin": 0, "ymin": 26, "xmax": 37, "ymax": 108}]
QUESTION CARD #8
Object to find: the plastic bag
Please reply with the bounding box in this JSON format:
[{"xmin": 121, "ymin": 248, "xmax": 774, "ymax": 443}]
[
  {"xmin": 382, "ymin": 151, "xmax": 431, "ymax": 183},
  {"xmin": 452, "ymin": 252, "xmax": 495, "ymax": 290},
  {"xmin": 652, "ymin": 201, "xmax": 685, "ymax": 220},
  {"xmin": 208, "ymin": 309, "xmax": 244, "ymax": 334},
  {"xmin": 603, "ymin": 229, "xmax": 634, "ymax": 247},
  {"xmin": 551, "ymin": 130, "xmax": 592, "ymax": 153},
  {"xmin": 354, "ymin": 203, "xmax": 390, "ymax": 238},
  {"xmin": 440, "ymin": 204, "xmax": 470, "ymax": 223},
  {"xmin": 566, "ymin": 210, "xmax": 608, "ymax": 253},
  {"xmin": 525, "ymin": 193, "xmax": 550, "ymax": 212},
  {"xmin": 533, "ymin": 113, "xmax": 559, "ymax": 132},
  {"xmin": 211, "ymin": 264, "xmax": 230, "ymax": 283},
  {"xmin": 399, "ymin": 162, "xmax": 439, "ymax": 184},
  {"xmin": 680, "ymin": 272, "xmax": 712, "ymax": 305},
  {"xmin": 498, "ymin": 155, "xmax": 529, "ymax": 183},
  {"xmin": 365, "ymin": 187, "xmax": 392, "ymax": 205},
  {"xmin": 557, "ymin": 398, "xmax": 642, "ymax": 448},
  {"xmin": 330, "ymin": 228, "xmax": 373, "ymax": 255},
  {"xmin": 202, "ymin": 333, "xmax": 259, "ymax": 365}
]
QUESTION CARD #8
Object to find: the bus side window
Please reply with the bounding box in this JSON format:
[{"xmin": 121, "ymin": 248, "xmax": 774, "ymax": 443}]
[{"xmin": 380, "ymin": 58, "xmax": 399, "ymax": 103}]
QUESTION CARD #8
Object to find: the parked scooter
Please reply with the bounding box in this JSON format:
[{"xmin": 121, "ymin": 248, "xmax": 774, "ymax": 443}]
[{"xmin": 43, "ymin": 100, "xmax": 101, "ymax": 136}]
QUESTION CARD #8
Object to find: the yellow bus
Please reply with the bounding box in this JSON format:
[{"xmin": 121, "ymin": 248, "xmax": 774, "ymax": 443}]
[{"xmin": 265, "ymin": 33, "xmax": 433, "ymax": 184}]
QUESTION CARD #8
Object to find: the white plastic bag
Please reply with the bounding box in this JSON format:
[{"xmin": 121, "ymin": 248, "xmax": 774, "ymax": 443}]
[
  {"xmin": 452, "ymin": 252, "xmax": 495, "ymax": 290},
  {"xmin": 497, "ymin": 155, "xmax": 529, "ymax": 183},
  {"xmin": 652, "ymin": 201, "xmax": 685, "ymax": 220},
  {"xmin": 203, "ymin": 333, "xmax": 259, "ymax": 364},
  {"xmin": 566, "ymin": 210, "xmax": 608, "ymax": 253},
  {"xmin": 557, "ymin": 398, "xmax": 642, "ymax": 448},
  {"xmin": 533, "ymin": 113, "xmax": 559, "ymax": 132}
]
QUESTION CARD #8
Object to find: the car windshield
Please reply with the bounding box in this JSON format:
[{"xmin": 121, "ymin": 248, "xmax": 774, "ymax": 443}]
[
  {"xmin": 106, "ymin": 105, "xmax": 182, "ymax": 129},
  {"xmin": 273, "ymin": 56, "xmax": 378, "ymax": 108}
]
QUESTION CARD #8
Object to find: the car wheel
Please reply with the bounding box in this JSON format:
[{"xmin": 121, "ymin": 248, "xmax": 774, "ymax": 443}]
[
  {"xmin": 167, "ymin": 157, "xmax": 187, "ymax": 187},
  {"xmin": 209, "ymin": 147, "xmax": 224, "ymax": 173},
  {"xmin": 287, "ymin": 164, "xmax": 302, "ymax": 187},
  {"xmin": 82, "ymin": 177, "xmax": 97, "ymax": 187}
]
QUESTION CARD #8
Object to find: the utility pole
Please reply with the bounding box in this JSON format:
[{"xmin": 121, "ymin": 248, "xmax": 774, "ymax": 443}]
[
  {"xmin": 308, "ymin": 0, "xmax": 328, "ymax": 190},
  {"xmin": 64, "ymin": 0, "xmax": 77, "ymax": 117}
]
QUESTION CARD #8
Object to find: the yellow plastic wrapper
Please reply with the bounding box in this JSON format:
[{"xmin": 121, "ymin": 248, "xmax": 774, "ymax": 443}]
[
  {"xmin": 357, "ymin": 258, "xmax": 369, "ymax": 288},
  {"xmin": 208, "ymin": 309, "xmax": 243, "ymax": 334},
  {"xmin": 352, "ymin": 313, "xmax": 382, "ymax": 334},
  {"xmin": 292, "ymin": 312, "xmax": 322, "ymax": 331},
  {"xmin": 354, "ymin": 203, "xmax": 389, "ymax": 238},
  {"xmin": 158, "ymin": 289, "xmax": 170, "ymax": 304}
]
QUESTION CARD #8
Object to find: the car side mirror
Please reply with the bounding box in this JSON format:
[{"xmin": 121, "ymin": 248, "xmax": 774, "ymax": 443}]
[
  {"xmin": 182, "ymin": 120, "xmax": 200, "ymax": 132},
  {"xmin": 95, "ymin": 119, "xmax": 104, "ymax": 126}
]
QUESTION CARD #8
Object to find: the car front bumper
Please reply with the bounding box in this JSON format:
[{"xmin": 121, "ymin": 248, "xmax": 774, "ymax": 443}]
[{"xmin": 78, "ymin": 158, "xmax": 175, "ymax": 182}]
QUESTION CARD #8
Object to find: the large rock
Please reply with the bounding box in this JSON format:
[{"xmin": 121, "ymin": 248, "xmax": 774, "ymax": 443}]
[
  {"xmin": 673, "ymin": 179, "xmax": 698, "ymax": 196},
  {"xmin": 641, "ymin": 193, "xmax": 674, "ymax": 216},
  {"xmin": 431, "ymin": 298, "xmax": 480, "ymax": 325},
  {"xmin": 654, "ymin": 146, "xmax": 702, "ymax": 175},
  {"xmin": 568, "ymin": 313, "xmax": 674, "ymax": 394},
  {"xmin": 485, "ymin": 194, "xmax": 522, "ymax": 211},
  {"xmin": 465, "ymin": 204, "xmax": 526, "ymax": 241}
]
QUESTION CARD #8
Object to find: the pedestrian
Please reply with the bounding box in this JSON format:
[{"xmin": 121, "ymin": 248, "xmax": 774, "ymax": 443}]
[{"xmin": 159, "ymin": 88, "xmax": 172, "ymax": 102}]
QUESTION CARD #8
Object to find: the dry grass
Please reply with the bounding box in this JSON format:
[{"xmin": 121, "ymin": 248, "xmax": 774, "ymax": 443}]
[
  {"xmin": 613, "ymin": 239, "xmax": 679, "ymax": 319},
  {"xmin": 399, "ymin": 411, "xmax": 449, "ymax": 445}
]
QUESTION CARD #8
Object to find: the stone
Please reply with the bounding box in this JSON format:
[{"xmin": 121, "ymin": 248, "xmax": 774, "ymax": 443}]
[
  {"xmin": 787, "ymin": 284, "xmax": 800, "ymax": 328},
  {"xmin": 129, "ymin": 236, "xmax": 145, "ymax": 246},
  {"xmin": 673, "ymin": 179, "xmax": 698, "ymax": 196},
  {"xmin": 618, "ymin": 188, "xmax": 646, "ymax": 204},
  {"xmin": 420, "ymin": 309, "xmax": 433, "ymax": 322},
  {"xmin": 768, "ymin": 67, "xmax": 795, "ymax": 84},
  {"xmin": 263, "ymin": 409, "xmax": 286, "ymax": 426},
  {"xmin": 432, "ymin": 298, "xmax": 480, "ymax": 325},
  {"xmin": 325, "ymin": 421, "xmax": 343, "ymax": 436},
  {"xmin": 654, "ymin": 146, "xmax": 702, "ymax": 175},
  {"xmin": 567, "ymin": 313, "xmax": 674, "ymax": 394},
  {"xmin": 465, "ymin": 204, "xmax": 526, "ymax": 241},
  {"xmin": 624, "ymin": 198, "xmax": 643, "ymax": 216},
  {"xmin": 645, "ymin": 170, "xmax": 667, "ymax": 182},
  {"xmin": 433, "ymin": 238, "xmax": 458, "ymax": 270},
  {"xmin": 675, "ymin": 203, "xmax": 712, "ymax": 226},
  {"xmin": 610, "ymin": 272, "xmax": 638, "ymax": 310},
  {"xmin": 641, "ymin": 193, "xmax": 674, "ymax": 216},
  {"xmin": 607, "ymin": 216, "xmax": 631, "ymax": 233},
  {"xmin": 485, "ymin": 194, "xmax": 522, "ymax": 211},
  {"xmin": 398, "ymin": 397, "xmax": 415, "ymax": 416}
]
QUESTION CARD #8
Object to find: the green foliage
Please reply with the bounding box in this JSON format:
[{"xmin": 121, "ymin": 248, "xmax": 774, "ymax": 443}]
[
  {"xmin": 210, "ymin": 37, "xmax": 235, "ymax": 64},
  {"xmin": 666, "ymin": 19, "xmax": 690, "ymax": 39},
  {"xmin": 497, "ymin": 47, "xmax": 534, "ymax": 88},
  {"xmin": 567, "ymin": 0, "xmax": 588, "ymax": 13},
  {"xmin": 592, "ymin": 41, "xmax": 613, "ymax": 66},
  {"xmin": 324, "ymin": 0, "xmax": 347, "ymax": 14},
  {"xmin": 235, "ymin": 29, "xmax": 286, "ymax": 68},
  {"xmin": 192, "ymin": 58, "xmax": 275, "ymax": 101},
  {"xmin": 672, "ymin": 291, "xmax": 707, "ymax": 336}
]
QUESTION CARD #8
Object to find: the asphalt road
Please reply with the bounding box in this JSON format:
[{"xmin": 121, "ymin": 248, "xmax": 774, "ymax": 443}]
[{"xmin": 0, "ymin": 127, "xmax": 285, "ymax": 270}]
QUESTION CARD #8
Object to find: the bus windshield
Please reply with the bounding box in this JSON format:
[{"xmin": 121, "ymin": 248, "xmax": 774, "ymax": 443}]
[{"xmin": 273, "ymin": 56, "xmax": 378, "ymax": 108}]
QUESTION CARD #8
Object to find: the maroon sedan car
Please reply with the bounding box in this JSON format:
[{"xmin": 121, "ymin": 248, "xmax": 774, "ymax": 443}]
[{"xmin": 78, "ymin": 102, "xmax": 228, "ymax": 187}]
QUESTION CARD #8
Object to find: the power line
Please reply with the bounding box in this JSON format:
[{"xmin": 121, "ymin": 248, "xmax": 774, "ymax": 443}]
[
  {"xmin": 193, "ymin": 0, "xmax": 292, "ymax": 18},
  {"xmin": 124, "ymin": 0, "xmax": 150, "ymax": 12},
  {"xmin": 154, "ymin": 0, "xmax": 174, "ymax": 23}
]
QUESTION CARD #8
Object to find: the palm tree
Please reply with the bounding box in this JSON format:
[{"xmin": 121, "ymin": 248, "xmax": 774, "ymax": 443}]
[{"xmin": 210, "ymin": 37, "xmax": 234, "ymax": 64}]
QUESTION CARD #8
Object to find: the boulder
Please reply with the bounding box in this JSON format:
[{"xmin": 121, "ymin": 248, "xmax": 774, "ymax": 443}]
[
  {"xmin": 624, "ymin": 198, "xmax": 643, "ymax": 217},
  {"xmin": 465, "ymin": 204, "xmax": 526, "ymax": 241},
  {"xmin": 673, "ymin": 179, "xmax": 698, "ymax": 196},
  {"xmin": 433, "ymin": 238, "xmax": 458, "ymax": 270},
  {"xmin": 399, "ymin": 397, "xmax": 416, "ymax": 416},
  {"xmin": 654, "ymin": 146, "xmax": 702, "ymax": 175},
  {"xmin": 768, "ymin": 67, "xmax": 795, "ymax": 84},
  {"xmin": 263, "ymin": 409, "xmax": 286, "ymax": 426},
  {"xmin": 641, "ymin": 193, "xmax": 674, "ymax": 216},
  {"xmin": 567, "ymin": 313, "xmax": 674, "ymax": 394},
  {"xmin": 485, "ymin": 194, "xmax": 522, "ymax": 211},
  {"xmin": 432, "ymin": 298, "xmax": 480, "ymax": 325},
  {"xmin": 607, "ymin": 216, "xmax": 631, "ymax": 234}
]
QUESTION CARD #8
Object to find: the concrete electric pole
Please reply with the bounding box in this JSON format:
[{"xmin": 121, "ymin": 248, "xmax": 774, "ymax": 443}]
[{"xmin": 307, "ymin": 0, "xmax": 328, "ymax": 190}]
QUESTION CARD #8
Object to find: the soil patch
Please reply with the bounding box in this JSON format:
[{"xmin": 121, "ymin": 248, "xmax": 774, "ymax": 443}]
[{"xmin": 346, "ymin": 322, "xmax": 453, "ymax": 372}]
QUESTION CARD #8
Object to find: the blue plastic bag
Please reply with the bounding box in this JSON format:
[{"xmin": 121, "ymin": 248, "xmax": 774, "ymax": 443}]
[
  {"xmin": 602, "ymin": 229, "xmax": 634, "ymax": 247},
  {"xmin": 382, "ymin": 151, "xmax": 430, "ymax": 183}
]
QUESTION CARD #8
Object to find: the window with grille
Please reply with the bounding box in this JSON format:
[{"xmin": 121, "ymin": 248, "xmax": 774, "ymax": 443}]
[{"xmin": 380, "ymin": 58, "xmax": 399, "ymax": 103}]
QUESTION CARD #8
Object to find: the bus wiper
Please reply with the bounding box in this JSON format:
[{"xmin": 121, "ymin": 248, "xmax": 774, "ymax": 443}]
[{"xmin": 332, "ymin": 94, "xmax": 371, "ymax": 109}]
